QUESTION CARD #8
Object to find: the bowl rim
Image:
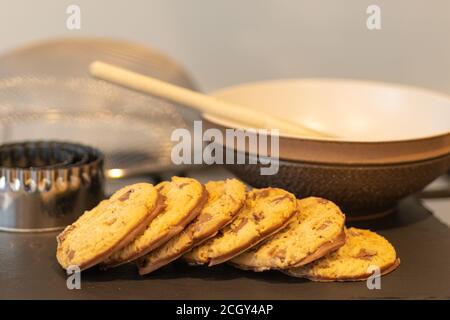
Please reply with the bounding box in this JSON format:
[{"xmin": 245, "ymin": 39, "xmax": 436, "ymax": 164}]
[
  {"xmin": 207, "ymin": 77, "xmax": 450, "ymax": 144},
  {"xmin": 203, "ymin": 117, "xmax": 450, "ymax": 165},
  {"xmin": 244, "ymin": 151, "xmax": 450, "ymax": 169}
]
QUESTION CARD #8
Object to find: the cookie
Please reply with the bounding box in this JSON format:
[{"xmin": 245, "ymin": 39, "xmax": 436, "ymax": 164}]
[
  {"xmin": 56, "ymin": 183, "xmax": 164, "ymax": 270},
  {"xmin": 138, "ymin": 179, "xmax": 247, "ymax": 275},
  {"xmin": 102, "ymin": 176, "xmax": 207, "ymax": 268},
  {"xmin": 284, "ymin": 227, "xmax": 400, "ymax": 281},
  {"xmin": 230, "ymin": 197, "xmax": 346, "ymax": 271},
  {"xmin": 184, "ymin": 188, "xmax": 297, "ymax": 266}
]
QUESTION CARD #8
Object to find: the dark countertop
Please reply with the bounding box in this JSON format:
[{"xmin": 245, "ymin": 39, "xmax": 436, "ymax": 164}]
[{"xmin": 1, "ymin": 196, "xmax": 449, "ymax": 300}]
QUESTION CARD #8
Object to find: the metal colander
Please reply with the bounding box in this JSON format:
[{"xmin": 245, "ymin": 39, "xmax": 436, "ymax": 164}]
[{"xmin": 0, "ymin": 38, "xmax": 199, "ymax": 178}]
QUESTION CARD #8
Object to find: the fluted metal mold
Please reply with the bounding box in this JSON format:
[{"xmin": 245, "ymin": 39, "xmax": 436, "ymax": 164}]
[{"xmin": 0, "ymin": 141, "xmax": 104, "ymax": 232}]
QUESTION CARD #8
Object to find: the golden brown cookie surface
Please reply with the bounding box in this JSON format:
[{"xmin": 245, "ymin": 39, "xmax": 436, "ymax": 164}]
[
  {"xmin": 102, "ymin": 177, "xmax": 206, "ymax": 268},
  {"xmin": 56, "ymin": 183, "xmax": 163, "ymax": 270},
  {"xmin": 231, "ymin": 197, "xmax": 346, "ymax": 271},
  {"xmin": 184, "ymin": 188, "xmax": 297, "ymax": 266},
  {"xmin": 285, "ymin": 227, "xmax": 400, "ymax": 281},
  {"xmin": 138, "ymin": 179, "xmax": 247, "ymax": 275}
]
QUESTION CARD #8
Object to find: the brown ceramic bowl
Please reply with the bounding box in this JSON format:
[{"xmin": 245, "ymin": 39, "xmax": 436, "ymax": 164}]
[
  {"xmin": 203, "ymin": 79, "xmax": 450, "ymax": 216},
  {"xmin": 225, "ymin": 153, "xmax": 450, "ymax": 216}
]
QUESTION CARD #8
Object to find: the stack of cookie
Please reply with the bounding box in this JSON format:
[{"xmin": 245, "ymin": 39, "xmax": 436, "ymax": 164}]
[{"xmin": 56, "ymin": 177, "xmax": 400, "ymax": 282}]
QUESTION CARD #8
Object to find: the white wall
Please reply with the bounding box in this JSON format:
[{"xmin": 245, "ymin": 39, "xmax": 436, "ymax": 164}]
[{"xmin": 0, "ymin": 0, "xmax": 449, "ymax": 93}]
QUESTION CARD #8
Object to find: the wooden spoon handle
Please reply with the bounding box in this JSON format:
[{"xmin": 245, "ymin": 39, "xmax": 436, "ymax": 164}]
[{"xmin": 89, "ymin": 61, "xmax": 330, "ymax": 138}]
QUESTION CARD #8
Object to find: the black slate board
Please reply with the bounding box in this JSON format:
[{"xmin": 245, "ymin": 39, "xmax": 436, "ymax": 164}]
[{"xmin": 1, "ymin": 197, "xmax": 449, "ymax": 300}]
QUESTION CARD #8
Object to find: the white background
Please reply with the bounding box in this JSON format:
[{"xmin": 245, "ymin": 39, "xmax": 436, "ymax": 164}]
[{"xmin": 0, "ymin": 0, "xmax": 449, "ymax": 93}]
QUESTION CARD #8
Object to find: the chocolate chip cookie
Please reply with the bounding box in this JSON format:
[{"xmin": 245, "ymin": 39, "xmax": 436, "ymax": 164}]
[
  {"xmin": 184, "ymin": 188, "xmax": 297, "ymax": 266},
  {"xmin": 285, "ymin": 227, "xmax": 400, "ymax": 281},
  {"xmin": 56, "ymin": 183, "xmax": 164, "ymax": 270},
  {"xmin": 102, "ymin": 177, "xmax": 207, "ymax": 268},
  {"xmin": 231, "ymin": 197, "xmax": 346, "ymax": 271},
  {"xmin": 138, "ymin": 179, "xmax": 247, "ymax": 275}
]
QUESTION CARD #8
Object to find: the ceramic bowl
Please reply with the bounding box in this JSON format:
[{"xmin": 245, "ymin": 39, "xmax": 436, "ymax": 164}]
[
  {"xmin": 225, "ymin": 153, "xmax": 450, "ymax": 215},
  {"xmin": 203, "ymin": 79, "xmax": 450, "ymax": 215}
]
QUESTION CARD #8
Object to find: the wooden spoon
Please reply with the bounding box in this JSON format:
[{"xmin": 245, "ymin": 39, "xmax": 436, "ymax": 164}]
[{"xmin": 89, "ymin": 61, "xmax": 332, "ymax": 138}]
